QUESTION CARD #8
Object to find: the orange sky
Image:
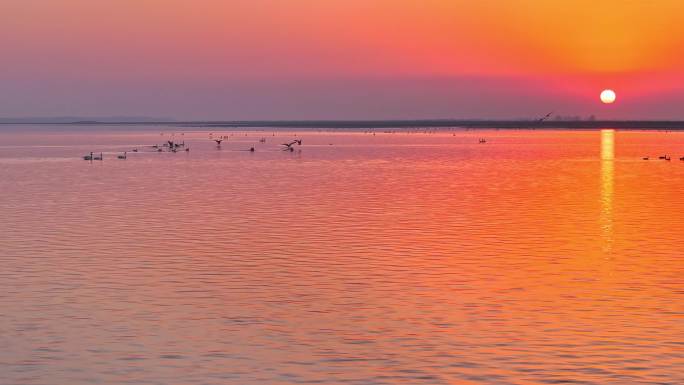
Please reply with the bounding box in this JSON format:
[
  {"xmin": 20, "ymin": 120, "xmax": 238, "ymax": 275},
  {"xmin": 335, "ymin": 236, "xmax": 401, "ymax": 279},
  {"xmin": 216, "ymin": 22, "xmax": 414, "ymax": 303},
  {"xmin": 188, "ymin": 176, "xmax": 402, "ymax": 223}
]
[{"xmin": 3, "ymin": 0, "xmax": 684, "ymax": 119}]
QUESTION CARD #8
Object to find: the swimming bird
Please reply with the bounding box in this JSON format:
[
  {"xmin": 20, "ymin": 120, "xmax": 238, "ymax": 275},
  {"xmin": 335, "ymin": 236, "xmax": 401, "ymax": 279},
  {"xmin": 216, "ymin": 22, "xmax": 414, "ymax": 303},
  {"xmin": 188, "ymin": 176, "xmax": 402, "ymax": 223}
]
[
  {"xmin": 117, "ymin": 152, "xmax": 127, "ymax": 159},
  {"xmin": 93, "ymin": 153, "xmax": 103, "ymax": 161},
  {"xmin": 643, "ymin": 157, "xmax": 649, "ymax": 160},
  {"xmin": 83, "ymin": 152, "xmax": 93, "ymax": 160},
  {"xmin": 249, "ymin": 147, "xmax": 255, "ymax": 152}
]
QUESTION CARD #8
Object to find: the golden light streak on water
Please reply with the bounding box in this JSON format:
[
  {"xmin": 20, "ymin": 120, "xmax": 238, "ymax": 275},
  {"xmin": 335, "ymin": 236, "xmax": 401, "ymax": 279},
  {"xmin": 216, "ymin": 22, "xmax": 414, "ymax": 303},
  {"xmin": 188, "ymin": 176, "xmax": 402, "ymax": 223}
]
[{"xmin": 600, "ymin": 129, "xmax": 615, "ymax": 255}]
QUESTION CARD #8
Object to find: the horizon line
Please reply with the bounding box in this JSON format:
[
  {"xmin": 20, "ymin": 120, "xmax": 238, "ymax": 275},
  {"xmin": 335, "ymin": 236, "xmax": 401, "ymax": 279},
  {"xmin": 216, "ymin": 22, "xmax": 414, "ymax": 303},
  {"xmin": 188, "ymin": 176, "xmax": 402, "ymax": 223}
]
[{"xmin": 5, "ymin": 119, "xmax": 684, "ymax": 129}]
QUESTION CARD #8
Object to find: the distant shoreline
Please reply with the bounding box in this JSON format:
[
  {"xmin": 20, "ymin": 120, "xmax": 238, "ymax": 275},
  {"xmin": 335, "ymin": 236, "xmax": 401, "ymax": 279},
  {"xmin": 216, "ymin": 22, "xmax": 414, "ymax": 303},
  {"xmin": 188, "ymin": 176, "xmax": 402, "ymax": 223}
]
[{"xmin": 4, "ymin": 120, "xmax": 684, "ymax": 130}]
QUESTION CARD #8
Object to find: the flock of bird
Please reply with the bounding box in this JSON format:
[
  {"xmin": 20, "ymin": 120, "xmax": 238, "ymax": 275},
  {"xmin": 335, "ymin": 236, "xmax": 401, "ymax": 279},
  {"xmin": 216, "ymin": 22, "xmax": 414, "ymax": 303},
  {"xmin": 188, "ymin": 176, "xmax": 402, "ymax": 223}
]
[
  {"xmin": 81, "ymin": 130, "xmax": 684, "ymax": 162},
  {"xmin": 83, "ymin": 132, "xmax": 303, "ymax": 161}
]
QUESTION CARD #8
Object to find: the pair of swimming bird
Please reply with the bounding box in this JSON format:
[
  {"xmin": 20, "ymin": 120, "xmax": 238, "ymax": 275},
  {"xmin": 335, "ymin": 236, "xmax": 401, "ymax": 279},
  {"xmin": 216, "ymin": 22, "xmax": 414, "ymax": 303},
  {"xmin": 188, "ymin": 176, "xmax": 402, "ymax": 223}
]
[
  {"xmin": 84, "ymin": 152, "xmax": 129, "ymax": 160},
  {"xmin": 83, "ymin": 152, "xmax": 103, "ymax": 161}
]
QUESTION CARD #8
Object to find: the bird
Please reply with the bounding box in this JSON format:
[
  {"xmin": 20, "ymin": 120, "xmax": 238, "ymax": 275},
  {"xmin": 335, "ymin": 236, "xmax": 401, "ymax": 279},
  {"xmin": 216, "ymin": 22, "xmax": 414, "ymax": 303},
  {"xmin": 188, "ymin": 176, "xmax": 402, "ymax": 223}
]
[
  {"xmin": 643, "ymin": 157, "xmax": 649, "ymax": 160},
  {"xmin": 537, "ymin": 112, "xmax": 553, "ymax": 123},
  {"xmin": 93, "ymin": 153, "xmax": 103, "ymax": 161},
  {"xmin": 249, "ymin": 147, "xmax": 255, "ymax": 152},
  {"xmin": 117, "ymin": 152, "xmax": 127, "ymax": 159},
  {"xmin": 83, "ymin": 152, "xmax": 93, "ymax": 161},
  {"xmin": 281, "ymin": 139, "xmax": 302, "ymax": 151}
]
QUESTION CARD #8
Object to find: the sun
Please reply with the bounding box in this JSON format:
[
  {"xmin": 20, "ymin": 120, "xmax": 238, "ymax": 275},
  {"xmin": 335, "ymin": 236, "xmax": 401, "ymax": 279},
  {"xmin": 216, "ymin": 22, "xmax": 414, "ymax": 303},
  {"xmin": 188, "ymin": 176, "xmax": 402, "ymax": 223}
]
[{"xmin": 600, "ymin": 89, "xmax": 616, "ymax": 104}]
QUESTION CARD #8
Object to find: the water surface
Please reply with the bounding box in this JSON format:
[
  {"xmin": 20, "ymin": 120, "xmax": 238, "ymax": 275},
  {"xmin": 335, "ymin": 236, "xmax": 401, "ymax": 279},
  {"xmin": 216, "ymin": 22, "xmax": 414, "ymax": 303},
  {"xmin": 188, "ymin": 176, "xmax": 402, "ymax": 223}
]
[{"xmin": 1, "ymin": 126, "xmax": 682, "ymax": 384}]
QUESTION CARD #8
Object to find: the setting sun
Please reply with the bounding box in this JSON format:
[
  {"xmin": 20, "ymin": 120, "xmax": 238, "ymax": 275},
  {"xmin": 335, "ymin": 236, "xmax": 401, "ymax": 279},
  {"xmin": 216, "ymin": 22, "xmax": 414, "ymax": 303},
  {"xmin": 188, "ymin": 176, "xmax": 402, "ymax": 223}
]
[{"xmin": 600, "ymin": 89, "xmax": 617, "ymax": 104}]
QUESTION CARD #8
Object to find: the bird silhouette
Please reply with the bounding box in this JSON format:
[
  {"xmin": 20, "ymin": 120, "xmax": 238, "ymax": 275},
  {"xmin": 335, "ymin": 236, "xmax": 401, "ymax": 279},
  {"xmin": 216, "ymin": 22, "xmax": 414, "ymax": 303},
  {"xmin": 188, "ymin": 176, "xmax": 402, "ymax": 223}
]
[
  {"xmin": 281, "ymin": 139, "xmax": 302, "ymax": 151},
  {"xmin": 537, "ymin": 112, "xmax": 553, "ymax": 123}
]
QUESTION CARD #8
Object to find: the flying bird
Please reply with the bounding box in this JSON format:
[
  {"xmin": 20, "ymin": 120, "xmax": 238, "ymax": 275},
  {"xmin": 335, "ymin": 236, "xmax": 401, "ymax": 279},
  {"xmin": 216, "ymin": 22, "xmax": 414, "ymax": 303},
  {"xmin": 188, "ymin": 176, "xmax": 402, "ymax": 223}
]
[
  {"xmin": 537, "ymin": 112, "xmax": 553, "ymax": 123},
  {"xmin": 281, "ymin": 139, "xmax": 302, "ymax": 151}
]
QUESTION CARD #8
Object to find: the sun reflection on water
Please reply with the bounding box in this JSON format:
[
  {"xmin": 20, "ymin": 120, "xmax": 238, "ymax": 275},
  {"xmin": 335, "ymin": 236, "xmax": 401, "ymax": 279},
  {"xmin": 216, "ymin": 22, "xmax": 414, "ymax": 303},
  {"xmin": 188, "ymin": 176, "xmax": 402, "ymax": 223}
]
[{"xmin": 600, "ymin": 129, "xmax": 614, "ymax": 254}]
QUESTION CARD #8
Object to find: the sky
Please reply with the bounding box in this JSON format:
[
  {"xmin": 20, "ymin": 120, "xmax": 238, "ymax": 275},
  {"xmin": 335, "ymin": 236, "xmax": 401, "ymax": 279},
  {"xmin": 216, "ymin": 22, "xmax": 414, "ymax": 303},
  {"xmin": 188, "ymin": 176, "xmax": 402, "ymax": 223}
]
[{"xmin": 3, "ymin": 0, "xmax": 684, "ymax": 120}]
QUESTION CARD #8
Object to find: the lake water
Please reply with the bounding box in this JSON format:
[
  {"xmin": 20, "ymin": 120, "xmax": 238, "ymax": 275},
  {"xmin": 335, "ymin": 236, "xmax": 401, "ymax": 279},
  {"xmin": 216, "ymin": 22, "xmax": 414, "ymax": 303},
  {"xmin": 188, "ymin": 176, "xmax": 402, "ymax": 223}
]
[{"xmin": 1, "ymin": 125, "xmax": 682, "ymax": 385}]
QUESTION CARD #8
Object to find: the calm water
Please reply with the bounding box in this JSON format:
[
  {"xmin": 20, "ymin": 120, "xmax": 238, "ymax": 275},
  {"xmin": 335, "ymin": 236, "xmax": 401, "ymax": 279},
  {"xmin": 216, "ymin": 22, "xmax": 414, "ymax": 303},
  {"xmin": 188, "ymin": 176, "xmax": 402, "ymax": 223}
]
[{"xmin": 1, "ymin": 126, "xmax": 682, "ymax": 385}]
